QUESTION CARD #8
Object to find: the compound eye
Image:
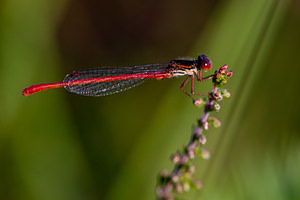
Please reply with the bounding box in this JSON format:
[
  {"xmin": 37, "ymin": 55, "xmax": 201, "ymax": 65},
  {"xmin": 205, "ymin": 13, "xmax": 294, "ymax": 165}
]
[{"xmin": 201, "ymin": 61, "xmax": 211, "ymax": 70}]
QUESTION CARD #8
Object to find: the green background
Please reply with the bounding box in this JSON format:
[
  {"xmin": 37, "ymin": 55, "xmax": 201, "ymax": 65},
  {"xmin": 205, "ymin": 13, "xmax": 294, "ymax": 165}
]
[{"xmin": 1, "ymin": 0, "xmax": 299, "ymax": 199}]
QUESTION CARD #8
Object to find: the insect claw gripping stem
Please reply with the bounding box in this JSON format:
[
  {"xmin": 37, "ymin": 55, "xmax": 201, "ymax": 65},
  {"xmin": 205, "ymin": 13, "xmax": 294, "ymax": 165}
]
[
  {"xmin": 180, "ymin": 75, "xmax": 194, "ymax": 100},
  {"xmin": 180, "ymin": 73, "xmax": 214, "ymax": 101}
]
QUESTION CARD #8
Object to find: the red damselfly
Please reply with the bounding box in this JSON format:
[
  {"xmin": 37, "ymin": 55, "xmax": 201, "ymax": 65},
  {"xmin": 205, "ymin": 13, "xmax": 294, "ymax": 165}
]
[{"xmin": 22, "ymin": 55, "xmax": 213, "ymax": 99}]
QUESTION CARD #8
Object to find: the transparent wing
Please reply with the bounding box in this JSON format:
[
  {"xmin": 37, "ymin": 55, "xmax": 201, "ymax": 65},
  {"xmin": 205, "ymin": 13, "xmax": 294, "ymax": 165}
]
[{"xmin": 63, "ymin": 63, "xmax": 169, "ymax": 96}]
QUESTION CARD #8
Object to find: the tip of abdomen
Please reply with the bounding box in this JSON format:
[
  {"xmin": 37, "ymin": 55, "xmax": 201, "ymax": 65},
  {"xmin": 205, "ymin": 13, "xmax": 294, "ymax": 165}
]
[{"xmin": 22, "ymin": 87, "xmax": 32, "ymax": 96}]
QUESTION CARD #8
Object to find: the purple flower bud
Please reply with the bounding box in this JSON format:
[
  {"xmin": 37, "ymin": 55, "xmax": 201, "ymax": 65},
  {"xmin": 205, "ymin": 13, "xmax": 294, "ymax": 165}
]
[
  {"xmin": 194, "ymin": 126, "xmax": 202, "ymax": 137},
  {"xmin": 219, "ymin": 64, "xmax": 228, "ymax": 74},
  {"xmin": 227, "ymin": 70, "xmax": 233, "ymax": 77}
]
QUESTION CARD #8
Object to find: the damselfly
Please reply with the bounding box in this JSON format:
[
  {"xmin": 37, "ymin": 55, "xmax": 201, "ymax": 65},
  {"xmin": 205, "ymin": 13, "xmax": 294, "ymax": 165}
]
[{"xmin": 22, "ymin": 54, "xmax": 213, "ymax": 99}]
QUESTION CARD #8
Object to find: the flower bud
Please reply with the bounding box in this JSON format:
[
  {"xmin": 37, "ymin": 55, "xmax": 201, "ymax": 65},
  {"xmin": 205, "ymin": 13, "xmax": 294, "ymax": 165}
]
[
  {"xmin": 198, "ymin": 135, "xmax": 207, "ymax": 144},
  {"xmin": 175, "ymin": 183, "xmax": 183, "ymax": 193},
  {"xmin": 219, "ymin": 64, "xmax": 228, "ymax": 74},
  {"xmin": 193, "ymin": 179, "xmax": 203, "ymax": 189},
  {"xmin": 213, "ymin": 119, "xmax": 221, "ymax": 128},
  {"xmin": 208, "ymin": 116, "xmax": 221, "ymax": 128},
  {"xmin": 212, "ymin": 92, "xmax": 223, "ymax": 101},
  {"xmin": 171, "ymin": 153, "xmax": 180, "ymax": 164},
  {"xmin": 221, "ymin": 79, "xmax": 227, "ymax": 85},
  {"xmin": 160, "ymin": 170, "xmax": 169, "ymax": 177},
  {"xmin": 213, "ymin": 103, "xmax": 221, "ymax": 111},
  {"xmin": 201, "ymin": 148, "xmax": 210, "ymax": 159},
  {"xmin": 221, "ymin": 89, "xmax": 231, "ymax": 98},
  {"xmin": 188, "ymin": 150, "xmax": 195, "ymax": 159},
  {"xmin": 202, "ymin": 121, "xmax": 209, "ymax": 130},
  {"xmin": 188, "ymin": 165, "xmax": 196, "ymax": 174},
  {"xmin": 171, "ymin": 175, "xmax": 179, "ymax": 183},
  {"xmin": 156, "ymin": 187, "xmax": 163, "ymax": 197},
  {"xmin": 227, "ymin": 70, "xmax": 233, "ymax": 77},
  {"xmin": 215, "ymin": 73, "xmax": 221, "ymax": 80},
  {"xmin": 183, "ymin": 182, "xmax": 190, "ymax": 192},
  {"xmin": 193, "ymin": 126, "xmax": 202, "ymax": 137},
  {"xmin": 193, "ymin": 98, "xmax": 205, "ymax": 108}
]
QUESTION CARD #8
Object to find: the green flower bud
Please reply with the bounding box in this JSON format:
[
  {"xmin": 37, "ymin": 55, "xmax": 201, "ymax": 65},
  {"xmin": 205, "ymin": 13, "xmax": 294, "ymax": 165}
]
[{"xmin": 221, "ymin": 89, "xmax": 231, "ymax": 98}]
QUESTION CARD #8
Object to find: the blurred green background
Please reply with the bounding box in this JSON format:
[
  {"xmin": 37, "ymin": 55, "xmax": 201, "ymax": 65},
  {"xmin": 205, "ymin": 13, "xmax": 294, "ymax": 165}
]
[{"xmin": 1, "ymin": 0, "xmax": 300, "ymax": 199}]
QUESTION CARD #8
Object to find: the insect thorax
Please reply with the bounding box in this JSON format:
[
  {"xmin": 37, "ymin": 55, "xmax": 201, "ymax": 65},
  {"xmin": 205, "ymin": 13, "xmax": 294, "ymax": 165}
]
[{"xmin": 169, "ymin": 59, "xmax": 197, "ymax": 77}]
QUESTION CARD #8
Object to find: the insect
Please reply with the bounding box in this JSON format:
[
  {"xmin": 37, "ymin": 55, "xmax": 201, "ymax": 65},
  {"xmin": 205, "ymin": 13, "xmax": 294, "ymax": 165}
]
[{"xmin": 22, "ymin": 54, "xmax": 213, "ymax": 99}]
